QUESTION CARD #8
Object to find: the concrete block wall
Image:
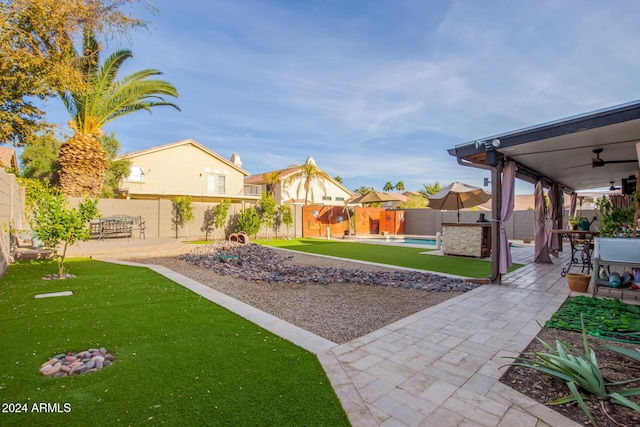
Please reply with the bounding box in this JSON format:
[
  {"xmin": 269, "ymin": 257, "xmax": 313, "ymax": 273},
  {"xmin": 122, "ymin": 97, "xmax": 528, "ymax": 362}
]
[
  {"xmin": 69, "ymin": 199, "xmax": 304, "ymax": 240},
  {"xmin": 0, "ymin": 169, "xmax": 24, "ymax": 277}
]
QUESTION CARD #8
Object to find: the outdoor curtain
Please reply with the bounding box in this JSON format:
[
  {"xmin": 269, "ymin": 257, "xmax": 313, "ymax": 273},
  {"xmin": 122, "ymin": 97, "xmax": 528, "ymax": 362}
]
[
  {"xmin": 534, "ymin": 180, "xmax": 552, "ymax": 263},
  {"xmin": 609, "ymin": 194, "xmax": 631, "ymax": 209},
  {"xmin": 547, "ymin": 183, "xmax": 562, "ymax": 257},
  {"xmin": 499, "ymin": 161, "xmax": 516, "ymax": 274},
  {"xmin": 569, "ymin": 193, "xmax": 577, "ymax": 218}
]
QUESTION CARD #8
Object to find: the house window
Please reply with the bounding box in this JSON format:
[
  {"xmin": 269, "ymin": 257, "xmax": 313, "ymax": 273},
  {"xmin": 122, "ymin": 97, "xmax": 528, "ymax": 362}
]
[
  {"xmin": 217, "ymin": 175, "xmax": 226, "ymax": 194},
  {"xmin": 127, "ymin": 166, "xmax": 145, "ymax": 183},
  {"xmin": 207, "ymin": 174, "xmax": 226, "ymax": 194},
  {"xmin": 322, "ymin": 196, "xmax": 332, "ymax": 201},
  {"xmin": 336, "ymin": 197, "xmax": 344, "ymax": 202}
]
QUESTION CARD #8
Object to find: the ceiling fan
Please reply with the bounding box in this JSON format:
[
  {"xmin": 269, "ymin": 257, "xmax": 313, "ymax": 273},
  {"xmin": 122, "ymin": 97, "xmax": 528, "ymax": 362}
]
[
  {"xmin": 592, "ymin": 148, "xmax": 637, "ymax": 168},
  {"xmin": 609, "ymin": 181, "xmax": 621, "ymax": 191}
]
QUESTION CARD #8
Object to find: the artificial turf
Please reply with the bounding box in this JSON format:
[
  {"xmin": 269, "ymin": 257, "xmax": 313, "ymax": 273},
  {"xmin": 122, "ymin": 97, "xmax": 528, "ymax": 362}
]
[
  {"xmin": 256, "ymin": 238, "xmax": 523, "ymax": 278},
  {"xmin": 0, "ymin": 259, "xmax": 349, "ymax": 426}
]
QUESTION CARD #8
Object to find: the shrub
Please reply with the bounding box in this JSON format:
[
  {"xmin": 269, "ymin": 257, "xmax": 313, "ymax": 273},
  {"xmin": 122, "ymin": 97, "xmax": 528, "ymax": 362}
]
[
  {"xmin": 23, "ymin": 179, "xmax": 98, "ymax": 277},
  {"xmin": 236, "ymin": 207, "xmax": 261, "ymax": 237}
]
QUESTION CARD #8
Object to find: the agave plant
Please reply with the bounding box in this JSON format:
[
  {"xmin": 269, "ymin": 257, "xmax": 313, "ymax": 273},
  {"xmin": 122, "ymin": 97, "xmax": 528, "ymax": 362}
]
[{"xmin": 505, "ymin": 315, "xmax": 640, "ymax": 426}]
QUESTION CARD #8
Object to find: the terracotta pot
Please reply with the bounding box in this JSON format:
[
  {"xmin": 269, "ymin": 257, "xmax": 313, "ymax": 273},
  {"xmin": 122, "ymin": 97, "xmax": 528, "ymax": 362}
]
[{"xmin": 567, "ymin": 273, "xmax": 590, "ymax": 292}]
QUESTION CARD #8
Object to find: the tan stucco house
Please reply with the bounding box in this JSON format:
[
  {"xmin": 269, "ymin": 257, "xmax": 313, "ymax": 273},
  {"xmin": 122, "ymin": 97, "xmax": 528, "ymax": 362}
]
[
  {"xmin": 245, "ymin": 157, "xmax": 353, "ymax": 205},
  {"xmin": 117, "ymin": 139, "xmax": 260, "ymax": 202}
]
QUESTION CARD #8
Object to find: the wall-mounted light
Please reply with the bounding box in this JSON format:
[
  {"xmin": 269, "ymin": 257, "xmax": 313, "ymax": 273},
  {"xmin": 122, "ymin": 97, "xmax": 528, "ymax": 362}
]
[{"xmin": 475, "ymin": 139, "xmax": 500, "ymax": 151}]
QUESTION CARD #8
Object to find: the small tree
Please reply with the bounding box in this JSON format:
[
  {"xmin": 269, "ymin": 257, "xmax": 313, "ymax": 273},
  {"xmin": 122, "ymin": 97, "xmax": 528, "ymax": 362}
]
[
  {"xmin": 259, "ymin": 192, "xmax": 276, "ymax": 239},
  {"xmin": 278, "ymin": 204, "xmax": 293, "ymax": 238},
  {"xmin": 201, "ymin": 206, "xmax": 215, "ymax": 241},
  {"xmin": 214, "ymin": 199, "xmax": 231, "ymax": 239},
  {"xmin": 171, "ymin": 196, "xmax": 194, "ymax": 240},
  {"xmin": 236, "ymin": 207, "xmax": 261, "ymax": 237},
  {"xmin": 24, "ymin": 179, "xmax": 99, "ymax": 277}
]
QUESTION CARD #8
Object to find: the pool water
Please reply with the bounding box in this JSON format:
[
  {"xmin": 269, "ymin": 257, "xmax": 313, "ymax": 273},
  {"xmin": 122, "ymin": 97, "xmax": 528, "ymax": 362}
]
[{"xmin": 362, "ymin": 237, "xmax": 439, "ymax": 246}]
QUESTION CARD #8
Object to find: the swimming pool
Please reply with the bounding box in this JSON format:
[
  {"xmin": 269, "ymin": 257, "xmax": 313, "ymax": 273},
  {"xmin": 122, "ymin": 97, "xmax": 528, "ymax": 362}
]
[{"xmin": 358, "ymin": 236, "xmax": 440, "ymax": 247}]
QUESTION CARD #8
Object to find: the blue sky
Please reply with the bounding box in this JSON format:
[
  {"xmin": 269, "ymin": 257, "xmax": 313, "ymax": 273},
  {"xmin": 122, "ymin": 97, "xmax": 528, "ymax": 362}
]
[{"xmin": 41, "ymin": 0, "xmax": 640, "ymax": 194}]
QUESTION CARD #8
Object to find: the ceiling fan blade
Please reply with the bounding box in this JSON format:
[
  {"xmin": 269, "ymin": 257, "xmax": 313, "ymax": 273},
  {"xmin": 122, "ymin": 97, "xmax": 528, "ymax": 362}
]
[
  {"xmin": 603, "ymin": 159, "xmax": 638, "ymax": 164},
  {"xmin": 566, "ymin": 163, "xmax": 592, "ymax": 169},
  {"xmin": 592, "ymin": 158, "xmax": 605, "ymax": 167}
]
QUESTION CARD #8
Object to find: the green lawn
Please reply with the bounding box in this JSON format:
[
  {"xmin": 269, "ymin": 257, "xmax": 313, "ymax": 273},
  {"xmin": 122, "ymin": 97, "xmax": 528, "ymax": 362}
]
[
  {"xmin": 256, "ymin": 238, "xmax": 523, "ymax": 278},
  {"xmin": 0, "ymin": 259, "xmax": 349, "ymax": 426}
]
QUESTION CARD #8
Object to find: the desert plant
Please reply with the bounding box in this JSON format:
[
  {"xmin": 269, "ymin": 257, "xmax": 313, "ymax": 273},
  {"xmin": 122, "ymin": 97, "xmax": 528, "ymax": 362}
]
[
  {"xmin": 505, "ymin": 315, "xmax": 640, "ymax": 426},
  {"xmin": 236, "ymin": 207, "xmax": 261, "ymax": 237},
  {"xmin": 600, "ymin": 345, "xmax": 640, "ymax": 362},
  {"xmin": 23, "ymin": 179, "xmax": 98, "ymax": 277}
]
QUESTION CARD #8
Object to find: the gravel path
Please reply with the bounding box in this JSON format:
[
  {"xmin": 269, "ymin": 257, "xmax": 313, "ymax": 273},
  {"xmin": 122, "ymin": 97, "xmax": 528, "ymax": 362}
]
[{"xmin": 136, "ymin": 242, "xmax": 479, "ymax": 344}]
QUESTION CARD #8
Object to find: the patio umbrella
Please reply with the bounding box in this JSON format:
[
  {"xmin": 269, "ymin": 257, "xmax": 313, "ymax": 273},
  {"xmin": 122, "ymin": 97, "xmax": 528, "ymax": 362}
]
[
  {"xmin": 352, "ymin": 190, "xmax": 401, "ymax": 205},
  {"xmin": 428, "ymin": 182, "xmax": 491, "ymax": 222}
]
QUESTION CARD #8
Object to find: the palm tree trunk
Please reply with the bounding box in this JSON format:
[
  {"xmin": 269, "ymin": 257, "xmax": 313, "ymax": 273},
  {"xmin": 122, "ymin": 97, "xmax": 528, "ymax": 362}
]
[{"xmin": 58, "ymin": 133, "xmax": 109, "ymax": 198}]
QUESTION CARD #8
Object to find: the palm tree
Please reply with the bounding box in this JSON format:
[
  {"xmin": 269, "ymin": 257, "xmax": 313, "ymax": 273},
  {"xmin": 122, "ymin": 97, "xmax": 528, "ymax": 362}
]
[
  {"xmin": 287, "ymin": 157, "xmax": 329, "ymax": 205},
  {"xmin": 395, "ymin": 181, "xmax": 405, "ymax": 191},
  {"xmin": 57, "ymin": 32, "xmax": 179, "ymax": 197},
  {"xmin": 263, "ymin": 170, "xmax": 282, "ymax": 197},
  {"xmin": 353, "ymin": 186, "xmax": 373, "ymax": 196},
  {"xmin": 383, "ymin": 181, "xmax": 395, "ymax": 192},
  {"xmin": 418, "ymin": 181, "xmax": 442, "ymax": 199}
]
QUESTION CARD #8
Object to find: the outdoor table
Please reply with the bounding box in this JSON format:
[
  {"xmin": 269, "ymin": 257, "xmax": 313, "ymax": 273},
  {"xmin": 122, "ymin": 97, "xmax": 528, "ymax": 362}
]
[{"xmin": 550, "ymin": 229, "xmax": 599, "ymax": 277}]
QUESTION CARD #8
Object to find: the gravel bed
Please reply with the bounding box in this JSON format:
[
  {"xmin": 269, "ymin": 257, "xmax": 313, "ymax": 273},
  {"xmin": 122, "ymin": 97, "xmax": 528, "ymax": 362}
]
[{"xmin": 136, "ymin": 242, "xmax": 479, "ymax": 344}]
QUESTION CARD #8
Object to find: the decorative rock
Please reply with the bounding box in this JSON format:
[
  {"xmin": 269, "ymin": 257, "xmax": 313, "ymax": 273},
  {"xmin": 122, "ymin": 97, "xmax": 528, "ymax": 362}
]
[
  {"xmin": 40, "ymin": 348, "xmax": 114, "ymax": 377},
  {"xmin": 42, "ymin": 363, "xmax": 61, "ymax": 376},
  {"xmin": 41, "ymin": 358, "xmax": 59, "ymax": 368},
  {"xmin": 179, "ymin": 242, "xmax": 482, "ymax": 293},
  {"xmin": 42, "ymin": 273, "xmax": 77, "ymax": 280}
]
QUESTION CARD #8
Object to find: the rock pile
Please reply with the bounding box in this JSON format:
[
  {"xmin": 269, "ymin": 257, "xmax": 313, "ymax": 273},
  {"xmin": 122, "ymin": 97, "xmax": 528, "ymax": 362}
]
[
  {"xmin": 42, "ymin": 273, "xmax": 76, "ymax": 280},
  {"xmin": 39, "ymin": 348, "xmax": 114, "ymax": 377},
  {"xmin": 179, "ymin": 242, "xmax": 480, "ymax": 292}
]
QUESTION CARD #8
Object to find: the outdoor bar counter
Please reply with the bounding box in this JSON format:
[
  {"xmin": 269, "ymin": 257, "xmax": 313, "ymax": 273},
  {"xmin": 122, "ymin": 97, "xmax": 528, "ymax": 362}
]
[{"xmin": 442, "ymin": 223, "xmax": 491, "ymax": 258}]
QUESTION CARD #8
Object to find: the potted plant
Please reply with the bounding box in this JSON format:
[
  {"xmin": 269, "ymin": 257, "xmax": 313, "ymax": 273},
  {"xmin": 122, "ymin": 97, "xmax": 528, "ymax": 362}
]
[
  {"xmin": 594, "ymin": 193, "xmax": 640, "ymax": 263},
  {"xmin": 567, "ymin": 216, "xmax": 580, "ymax": 230}
]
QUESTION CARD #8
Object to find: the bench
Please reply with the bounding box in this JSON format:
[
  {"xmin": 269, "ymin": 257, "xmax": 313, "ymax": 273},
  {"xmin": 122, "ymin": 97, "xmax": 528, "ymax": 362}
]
[{"xmin": 91, "ymin": 216, "xmax": 145, "ymax": 240}]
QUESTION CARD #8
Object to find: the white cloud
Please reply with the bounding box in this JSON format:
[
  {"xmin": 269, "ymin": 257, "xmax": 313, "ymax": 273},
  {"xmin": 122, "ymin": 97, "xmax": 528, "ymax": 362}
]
[{"xmin": 40, "ymin": 0, "xmax": 640, "ymax": 194}]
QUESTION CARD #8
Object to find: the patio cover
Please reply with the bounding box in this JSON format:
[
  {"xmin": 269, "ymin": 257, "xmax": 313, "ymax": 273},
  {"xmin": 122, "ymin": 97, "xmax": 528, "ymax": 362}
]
[{"xmin": 448, "ymin": 100, "xmax": 640, "ymax": 283}]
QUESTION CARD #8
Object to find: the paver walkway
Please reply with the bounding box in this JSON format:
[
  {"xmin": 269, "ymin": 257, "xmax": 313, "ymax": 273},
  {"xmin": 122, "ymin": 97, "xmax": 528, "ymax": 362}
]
[{"xmin": 82, "ymin": 239, "xmax": 638, "ymax": 426}]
